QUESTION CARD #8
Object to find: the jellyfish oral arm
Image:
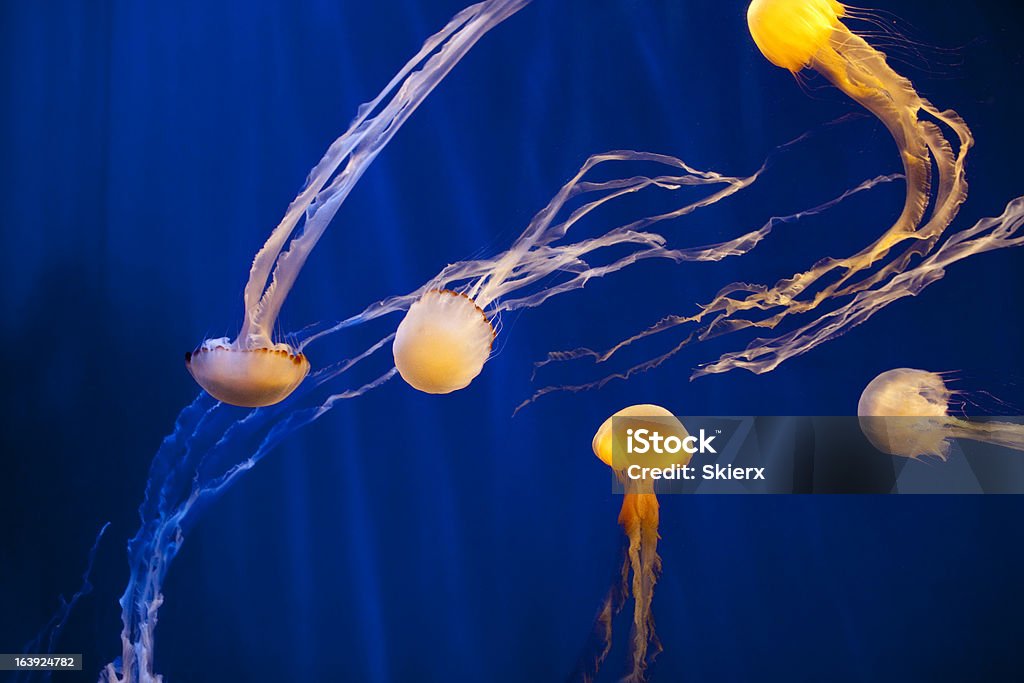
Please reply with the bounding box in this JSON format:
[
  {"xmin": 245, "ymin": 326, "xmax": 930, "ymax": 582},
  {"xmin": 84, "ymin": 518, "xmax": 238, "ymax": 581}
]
[
  {"xmin": 468, "ymin": 150, "xmax": 762, "ymax": 309},
  {"xmin": 947, "ymin": 419, "xmax": 1024, "ymax": 453},
  {"xmin": 235, "ymin": 0, "xmax": 532, "ymax": 347},
  {"xmin": 697, "ymin": 195, "xmax": 1024, "ymax": 377},
  {"xmin": 103, "ymin": 335, "xmax": 395, "ymax": 683}
]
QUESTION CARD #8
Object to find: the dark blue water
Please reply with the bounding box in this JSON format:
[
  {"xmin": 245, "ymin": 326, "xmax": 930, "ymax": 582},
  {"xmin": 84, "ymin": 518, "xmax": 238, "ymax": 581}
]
[{"xmin": 2, "ymin": 1, "xmax": 1024, "ymax": 681}]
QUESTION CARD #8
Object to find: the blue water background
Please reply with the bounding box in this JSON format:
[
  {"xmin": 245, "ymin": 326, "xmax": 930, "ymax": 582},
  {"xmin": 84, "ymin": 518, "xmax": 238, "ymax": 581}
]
[{"xmin": 2, "ymin": 1, "xmax": 1024, "ymax": 680}]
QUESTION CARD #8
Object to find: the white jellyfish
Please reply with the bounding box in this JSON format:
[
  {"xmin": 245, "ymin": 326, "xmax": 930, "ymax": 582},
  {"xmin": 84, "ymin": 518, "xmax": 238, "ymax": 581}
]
[
  {"xmin": 858, "ymin": 368, "xmax": 1024, "ymax": 460},
  {"xmin": 383, "ymin": 131, "xmax": 905, "ymax": 397},
  {"xmin": 393, "ymin": 290, "xmax": 495, "ymax": 394},
  {"xmin": 186, "ymin": 0, "xmax": 532, "ymax": 407}
]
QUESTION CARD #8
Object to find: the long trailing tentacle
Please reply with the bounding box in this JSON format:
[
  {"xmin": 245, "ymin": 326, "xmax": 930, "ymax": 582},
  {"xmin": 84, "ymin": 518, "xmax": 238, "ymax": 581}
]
[
  {"xmin": 523, "ymin": 18, "xmax": 1013, "ymax": 405},
  {"xmin": 619, "ymin": 492, "xmax": 663, "ymax": 682}
]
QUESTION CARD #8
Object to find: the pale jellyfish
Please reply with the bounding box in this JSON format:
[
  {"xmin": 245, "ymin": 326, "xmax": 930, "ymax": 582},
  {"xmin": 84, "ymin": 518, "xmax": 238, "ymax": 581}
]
[
  {"xmin": 185, "ymin": 0, "xmax": 531, "ymax": 407},
  {"xmin": 359, "ymin": 143, "xmax": 794, "ymax": 395},
  {"xmin": 526, "ymin": 2, "xmax": 1024, "ymax": 401},
  {"xmin": 393, "ymin": 290, "xmax": 495, "ymax": 394},
  {"xmin": 586, "ymin": 404, "xmax": 690, "ymax": 682},
  {"xmin": 858, "ymin": 368, "xmax": 1024, "ymax": 460},
  {"xmin": 390, "ymin": 136, "xmax": 904, "ymax": 397}
]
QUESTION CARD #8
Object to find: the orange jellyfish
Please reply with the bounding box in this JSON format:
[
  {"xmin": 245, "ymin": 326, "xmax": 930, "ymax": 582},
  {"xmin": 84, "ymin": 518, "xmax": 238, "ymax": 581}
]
[
  {"xmin": 858, "ymin": 368, "xmax": 1024, "ymax": 460},
  {"xmin": 525, "ymin": 1, "xmax": 1024, "ymax": 403},
  {"xmin": 587, "ymin": 404, "xmax": 691, "ymax": 682},
  {"xmin": 705, "ymin": 0, "xmax": 974, "ymax": 372}
]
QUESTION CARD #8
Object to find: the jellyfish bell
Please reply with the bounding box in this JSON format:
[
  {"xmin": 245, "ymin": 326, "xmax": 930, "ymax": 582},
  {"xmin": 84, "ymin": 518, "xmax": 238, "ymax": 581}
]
[
  {"xmin": 747, "ymin": 0, "xmax": 844, "ymax": 72},
  {"xmin": 857, "ymin": 368, "xmax": 954, "ymax": 460},
  {"xmin": 858, "ymin": 368, "xmax": 1024, "ymax": 461},
  {"xmin": 592, "ymin": 403, "xmax": 692, "ymax": 475},
  {"xmin": 857, "ymin": 368, "xmax": 952, "ymax": 420},
  {"xmin": 186, "ymin": 338, "xmax": 310, "ymax": 408},
  {"xmin": 392, "ymin": 289, "xmax": 495, "ymax": 394}
]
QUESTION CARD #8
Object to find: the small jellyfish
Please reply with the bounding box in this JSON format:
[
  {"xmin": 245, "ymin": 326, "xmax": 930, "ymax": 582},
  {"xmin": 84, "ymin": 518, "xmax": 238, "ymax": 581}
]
[
  {"xmin": 186, "ymin": 342, "xmax": 310, "ymax": 408},
  {"xmin": 858, "ymin": 368, "xmax": 1024, "ymax": 459},
  {"xmin": 589, "ymin": 404, "xmax": 691, "ymax": 682},
  {"xmin": 393, "ymin": 290, "xmax": 495, "ymax": 394},
  {"xmin": 383, "ymin": 141, "xmax": 781, "ymax": 395}
]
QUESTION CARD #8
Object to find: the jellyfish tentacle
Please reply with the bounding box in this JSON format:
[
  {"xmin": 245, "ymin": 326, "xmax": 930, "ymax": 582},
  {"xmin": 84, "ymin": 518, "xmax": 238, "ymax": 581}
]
[
  {"xmin": 237, "ymin": 3, "xmax": 482, "ymax": 345},
  {"xmin": 945, "ymin": 418, "xmax": 1024, "ymax": 453},
  {"xmin": 682, "ymin": 11, "xmax": 974, "ymax": 357},
  {"xmin": 696, "ymin": 195, "xmax": 1024, "ymax": 377},
  {"xmin": 523, "ymin": 2, "xmax": 995, "ymax": 401},
  {"xmin": 524, "ymin": 170, "xmax": 899, "ymax": 387},
  {"xmin": 472, "ymin": 116, "xmax": 862, "ymax": 310},
  {"xmin": 619, "ymin": 491, "xmax": 663, "ymax": 682},
  {"xmin": 571, "ymin": 552, "xmax": 630, "ymax": 683}
]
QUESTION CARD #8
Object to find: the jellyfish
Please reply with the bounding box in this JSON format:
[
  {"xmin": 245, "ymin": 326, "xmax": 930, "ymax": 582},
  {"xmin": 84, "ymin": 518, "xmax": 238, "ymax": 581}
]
[
  {"xmin": 585, "ymin": 404, "xmax": 690, "ymax": 682},
  {"xmin": 393, "ymin": 290, "xmax": 495, "ymax": 394},
  {"xmin": 185, "ymin": 0, "xmax": 532, "ymax": 408},
  {"xmin": 388, "ymin": 128, "xmax": 906, "ymax": 397},
  {"xmin": 526, "ymin": 1, "xmax": 1024, "ymax": 402},
  {"xmin": 102, "ymin": 3, "xmax": 538, "ymax": 680},
  {"xmin": 858, "ymin": 368, "xmax": 1024, "ymax": 460}
]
